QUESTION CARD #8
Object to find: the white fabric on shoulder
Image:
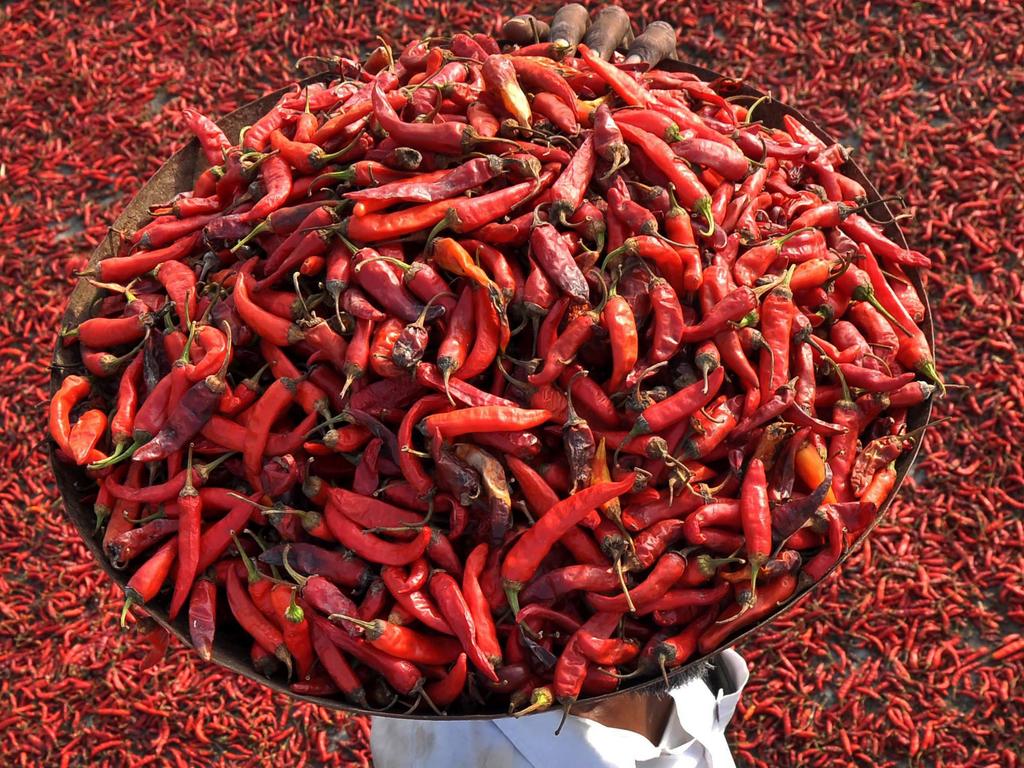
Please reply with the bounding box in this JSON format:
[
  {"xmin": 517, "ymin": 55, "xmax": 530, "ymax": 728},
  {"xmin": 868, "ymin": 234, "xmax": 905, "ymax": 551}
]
[{"xmin": 369, "ymin": 649, "xmax": 748, "ymax": 768}]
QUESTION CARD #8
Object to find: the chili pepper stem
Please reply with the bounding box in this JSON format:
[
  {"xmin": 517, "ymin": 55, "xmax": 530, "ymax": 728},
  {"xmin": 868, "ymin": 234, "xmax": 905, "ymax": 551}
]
[
  {"xmin": 694, "ymin": 196, "xmax": 715, "ymax": 237},
  {"xmin": 328, "ymin": 613, "xmax": 375, "ymax": 631},
  {"xmin": 119, "ymin": 596, "xmax": 134, "ymax": 629},
  {"xmin": 614, "ymin": 557, "xmax": 637, "ymax": 614},
  {"xmin": 743, "ymin": 93, "xmax": 773, "ymax": 124},
  {"xmin": 280, "ymin": 546, "xmax": 308, "ymax": 587},
  {"xmin": 554, "ymin": 700, "xmax": 574, "ymax": 736},
  {"xmin": 918, "ymin": 360, "xmax": 946, "ymax": 396},
  {"xmin": 88, "ymin": 438, "xmax": 141, "ymax": 470},
  {"xmin": 512, "ymin": 687, "xmax": 553, "ymax": 717},
  {"xmin": 504, "ymin": 584, "xmax": 522, "ymax": 617}
]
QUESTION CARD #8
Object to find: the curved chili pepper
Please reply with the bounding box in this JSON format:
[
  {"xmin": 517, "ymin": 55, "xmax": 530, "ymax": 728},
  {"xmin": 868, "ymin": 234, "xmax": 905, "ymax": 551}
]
[
  {"xmin": 241, "ymin": 154, "xmax": 292, "ymax": 224},
  {"xmin": 521, "ymin": 564, "xmax": 620, "ymax": 604},
  {"xmin": 530, "ymin": 221, "xmax": 590, "ymax": 302},
  {"xmin": 629, "ymin": 366, "xmax": 724, "ymax": 438},
  {"xmin": 587, "ymin": 552, "xmax": 687, "ymax": 614},
  {"xmin": 131, "ymin": 212, "xmax": 218, "ymax": 250},
  {"xmin": 106, "ymin": 517, "xmax": 179, "ymax": 569},
  {"xmin": 678, "ymin": 395, "xmax": 742, "ymax": 461},
  {"xmin": 263, "ymin": 543, "xmax": 369, "ymax": 593},
  {"xmin": 333, "ymin": 613, "xmax": 462, "ymax": 666},
  {"xmin": 224, "ymin": 561, "xmax": 292, "ymax": 670},
  {"xmin": 644, "ymin": 276, "xmax": 685, "ymax": 364},
  {"xmin": 307, "ymin": 617, "xmax": 368, "ymax": 706},
  {"xmin": 464, "ymin": 544, "xmax": 503, "ymax": 665},
  {"xmin": 429, "ymin": 571, "xmax": 499, "ymax": 682},
  {"xmin": 673, "ymin": 136, "xmax": 748, "ymax": 181},
  {"xmin": 96, "ymin": 232, "xmax": 201, "ymax": 284},
  {"xmin": 553, "ymin": 610, "xmax": 622, "ymax": 708},
  {"xmin": 379, "ymin": 565, "xmax": 453, "ymax": 635},
  {"xmin": 133, "ymin": 337, "xmax": 232, "ymax": 464},
  {"xmin": 183, "ymin": 575, "xmax": 218, "ymax": 662},
  {"xmin": 502, "ymin": 473, "xmax": 639, "ymax": 612},
  {"xmin": 320, "ymin": 615, "xmax": 424, "ymax": 695},
  {"xmin": 347, "ymin": 156, "xmax": 503, "ymax": 212},
  {"xmin": 840, "ymin": 214, "xmax": 929, "ymax": 268},
  {"xmin": 180, "ymin": 107, "xmax": 230, "ymax": 164},
  {"xmin": 423, "ymin": 406, "xmax": 550, "ymax": 442},
  {"xmin": 504, "ymin": 455, "xmax": 605, "ymax": 566},
  {"xmin": 324, "ymin": 498, "xmax": 431, "ymax": 567},
  {"xmin": 481, "ymin": 54, "xmax": 531, "ymax": 126},
  {"xmin": 618, "ymin": 122, "xmax": 713, "ymax": 229},
  {"xmin": 578, "ymin": 43, "xmax": 649, "ymax": 106},
  {"xmin": 425, "ymin": 653, "xmax": 468, "ymax": 710},
  {"xmin": 698, "ymin": 571, "xmax": 798, "ymax": 653},
  {"xmin": 549, "ymin": 132, "xmax": 595, "ymax": 224},
  {"xmin": 528, "ymin": 312, "xmax": 598, "ymax": 387}
]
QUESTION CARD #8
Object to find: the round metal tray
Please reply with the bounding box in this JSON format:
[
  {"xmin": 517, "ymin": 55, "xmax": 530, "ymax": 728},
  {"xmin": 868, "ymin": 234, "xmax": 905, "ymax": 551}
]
[{"xmin": 50, "ymin": 60, "xmax": 934, "ymax": 719}]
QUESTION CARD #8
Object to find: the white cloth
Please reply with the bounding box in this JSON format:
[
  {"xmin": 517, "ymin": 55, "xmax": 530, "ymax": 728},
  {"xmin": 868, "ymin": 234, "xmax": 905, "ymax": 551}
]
[{"xmin": 370, "ymin": 649, "xmax": 748, "ymax": 768}]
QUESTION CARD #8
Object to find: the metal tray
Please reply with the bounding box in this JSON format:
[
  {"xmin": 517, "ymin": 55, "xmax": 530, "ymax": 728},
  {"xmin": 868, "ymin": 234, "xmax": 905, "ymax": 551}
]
[{"xmin": 50, "ymin": 60, "xmax": 934, "ymax": 719}]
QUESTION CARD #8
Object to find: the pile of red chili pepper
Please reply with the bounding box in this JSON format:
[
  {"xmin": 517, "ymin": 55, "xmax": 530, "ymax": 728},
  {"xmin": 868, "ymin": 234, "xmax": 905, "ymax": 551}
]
[{"xmin": 50, "ymin": 29, "xmax": 938, "ymax": 717}]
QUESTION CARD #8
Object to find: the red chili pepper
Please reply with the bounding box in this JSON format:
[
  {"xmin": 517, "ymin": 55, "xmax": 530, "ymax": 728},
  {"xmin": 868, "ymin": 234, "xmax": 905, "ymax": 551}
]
[
  {"xmin": 429, "ymin": 571, "xmax": 499, "ymax": 682},
  {"xmin": 186, "ymin": 575, "xmax": 217, "ymax": 662},
  {"xmin": 618, "ymin": 122, "xmax": 713, "ymax": 229},
  {"xmin": 504, "ymin": 455, "xmax": 605, "ymax": 566},
  {"xmin": 579, "ymin": 44, "xmax": 650, "ymax": 106},
  {"xmin": 347, "ymin": 156, "xmax": 505, "ymax": 213},
  {"xmin": 528, "ymin": 311, "xmax": 597, "ymax": 387},
  {"xmin": 502, "ymin": 473, "xmax": 639, "ymax": 612},
  {"xmin": 629, "ymin": 367, "xmax": 724, "ymax": 438},
  {"xmin": 481, "ymin": 54, "xmax": 531, "ymax": 126},
  {"xmin": 698, "ymin": 572, "xmax": 798, "ymax": 654},
  {"xmin": 645, "ymin": 276, "xmax": 686, "ymax": 364},
  {"xmin": 673, "ymin": 135, "xmax": 749, "ymax": 181},
  {"xmin": 738, "ymin": 457, "xmax": 772, "ymax": 603},
  {"xmin": 587, "ymin": 552, "xmax": 687, "ymax": 614},
  {"xmin": 268, "ymin": 585, "xmax": 315, "ymax": 679},
  {"xmin": 324, "ymin": 499, "xmax": 431, "ymax": 566},
  {"xmin": 424, "ymin": 653, "xmax": 468, "ymax": 710},
  {"xmin": 575, "ymin": 633, "xmax": 640, "ymax": 666},
  {"xmin": 121, "ymin": 536, "xmax": 178, "ymax": 624},
  {"xmin": 333, "ymin": 613, "xmax": 462, "ymax": 666},
  {"xmin": 378, "ymin": 565, "xmax": 453, "ymax": 635},
  {"xmin": 181, "ymin": 107, "xmax": 230, "ymax": 164},
  {"xmin": 308, "ymin": 617, "xmax": 368, "ymax": 706},
  {"xmin": 97, "ymin": 232, "xmax": 200, "ymax": 283},
  {"xmin": 464, "ymin": 544, "xmax": 502, "ymax": 665},
  {"xmin": 549, "ymin": 133, "xmax": 595, "ymax": 224},
  {"xmin": 679, "ymin": 395, "xmax": 742, "ymax": 461},
  {"xmin": 603, "ymin": 293, "xmax": 638, "ymax": 394},
  {"xmin": 533, "ymin": 91, "xmax": 579, "ymax": 133},
  {"xmin": 372, "ymin": 81, "xmax": 473, "ymax": 154},
  {"xmin": 553, "ymin": 611, "xmax": 623, "ymax": 707},
  {"xmin": 840, "ymin": 214, "xmax": 929, "ymax": 268},
  {"xmin": 530, "ymin": 221, "xmax": 590, "ymax": 302},
  {"xmin": 64, "ymin": 407, "xmax": 106, "ymax": 465},
  {"xmin": 317, "ymin": 614, "xmax": 424, "ymax": 695},
  {"xmin": 105, "ymin": 517, "xmax": 179, "ymax": 569},
  {"xmin": 423, "ymin": 406, "xmax": 550, "ymax": 442},
  {"xmin": 165, "ymin": 447, "xmax": 201, "ymax": 618},
  {"xmin": 243, "ymin": 154, "xmax": 293, "ymax": 223},
  {"xmin": 466, "ymin": 101, "xmax": 501, "ymax": 138},
  {"xmin": 131, "ymin": 212, "xmax": 218, "ymax": 249}
]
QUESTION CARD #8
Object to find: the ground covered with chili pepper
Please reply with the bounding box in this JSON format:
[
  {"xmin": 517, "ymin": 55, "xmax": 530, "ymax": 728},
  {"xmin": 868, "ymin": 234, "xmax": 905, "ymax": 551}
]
[{"xmin": 5, "ymin": 1, "xmax": 1024, "ymax": 766}]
